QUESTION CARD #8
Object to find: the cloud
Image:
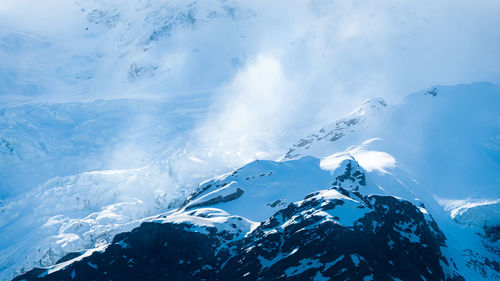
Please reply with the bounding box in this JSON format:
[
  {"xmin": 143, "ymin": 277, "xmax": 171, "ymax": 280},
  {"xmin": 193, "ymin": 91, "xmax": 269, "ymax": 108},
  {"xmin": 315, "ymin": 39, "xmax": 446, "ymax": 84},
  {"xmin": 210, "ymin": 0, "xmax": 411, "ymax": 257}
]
[
  {"xmin": 191, "ymin": 0, "xmax": 500, "ymax": 164},
  {"xmin": 2, "ymin": 0, "xmax": 500, "ymax": 169},
  {"xmin": 193, "ymin": 54, "xmax": 296, "ymax": 164}
]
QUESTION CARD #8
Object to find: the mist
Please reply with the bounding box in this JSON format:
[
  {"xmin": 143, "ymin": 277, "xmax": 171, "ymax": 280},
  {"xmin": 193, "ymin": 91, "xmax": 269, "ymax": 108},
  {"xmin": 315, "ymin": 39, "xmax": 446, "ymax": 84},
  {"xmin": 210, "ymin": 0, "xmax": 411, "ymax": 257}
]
[
  {"xmin": 1, "ymin": 0, "xmax": 500, "ymax": 173},
  {"xmin": 2, "ymin": 2, "xmax": 500, "ymax": 279}
]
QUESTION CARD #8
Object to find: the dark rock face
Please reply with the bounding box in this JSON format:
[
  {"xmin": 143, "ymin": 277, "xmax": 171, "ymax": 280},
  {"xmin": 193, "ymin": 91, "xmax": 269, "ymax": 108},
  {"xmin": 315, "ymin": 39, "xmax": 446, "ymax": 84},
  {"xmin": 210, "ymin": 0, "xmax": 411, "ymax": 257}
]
[
  {"xmin": 332, "ymin": 160, "xmax": 366, "ymax": 190},
  {"xmin": 15, "ymin": 222, "xmax": 230, "ymax": 281},
  {"xmin": 467, "ymin": 225, "xmax": 500, "ymax": 277},
  {"xmin": 222, "ymin": 192, "xmax": 457, "ymax": 281},
  {"xmin": 485, "ymin": 225, "xmax": 500, "ymax": 243},
  {"xmin": 15, "ymin": 189, "xmax": 464, "ymax": 281}
]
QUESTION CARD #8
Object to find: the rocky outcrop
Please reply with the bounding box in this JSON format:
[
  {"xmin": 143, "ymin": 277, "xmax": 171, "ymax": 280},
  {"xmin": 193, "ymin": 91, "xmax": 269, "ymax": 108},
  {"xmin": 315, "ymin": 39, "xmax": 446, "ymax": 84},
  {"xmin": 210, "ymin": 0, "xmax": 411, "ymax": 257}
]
[{"xmin": 15, "ymin": 187, "xmax": 463, "ymax": 281}]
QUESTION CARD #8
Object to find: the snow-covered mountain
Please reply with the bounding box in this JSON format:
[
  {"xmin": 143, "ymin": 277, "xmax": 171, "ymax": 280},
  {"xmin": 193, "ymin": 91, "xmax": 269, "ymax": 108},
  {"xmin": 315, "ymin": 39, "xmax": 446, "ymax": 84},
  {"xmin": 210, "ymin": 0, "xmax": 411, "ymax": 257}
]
[
  {"xmin": 15, "ymin": 154, "xmax": 466, "ymax": 281},
  {"xmin": 0, "ymin": 98, "xmax": 286, "ymax": 279},
  {"xmin": 11, "ymin": 82, "xmax": 500, "ymax": 280},
  {"xmin": 2, "ymin": 0, "xmax": 500, "ymax": 279},
  {"xmin": 282, "ymin": 82, "xmax": 500, "ymax": 280},
  {"xmin": 285, "ymin": 83, "xmax": 500, "ymax": 200},
  {"xmin": 0, "ymin": 97, "xmax": 243, "ymax": 280}
]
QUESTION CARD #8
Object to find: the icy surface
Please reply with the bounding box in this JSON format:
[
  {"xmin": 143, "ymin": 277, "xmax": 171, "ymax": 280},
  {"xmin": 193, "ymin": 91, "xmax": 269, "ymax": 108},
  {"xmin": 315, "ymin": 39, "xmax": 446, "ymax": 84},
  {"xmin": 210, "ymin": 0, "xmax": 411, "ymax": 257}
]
[
  {"xmin": 1, "ymin": 83, "xmax": 500, "ymax": 280},
  {"xmin": 285, "ymin": 83, "xmax": 500, "ymax": 201},
  {"xmin": 0, "ymin": 98, "xmax": 209, "ymax": 198},
  {"xmin": 282, "ymin": 82, "xmax": 500, "ymax": 280},
  {"xmin": 439, "ymin": 198, "xmax": 500, "ymax": 227},
  {"xmin": 181, "ymin": 154, "xmax": 394, "ymax": 222},
  {"xmin": 0, "ymin": 0, "xmax": 499, "ymax": 278}
]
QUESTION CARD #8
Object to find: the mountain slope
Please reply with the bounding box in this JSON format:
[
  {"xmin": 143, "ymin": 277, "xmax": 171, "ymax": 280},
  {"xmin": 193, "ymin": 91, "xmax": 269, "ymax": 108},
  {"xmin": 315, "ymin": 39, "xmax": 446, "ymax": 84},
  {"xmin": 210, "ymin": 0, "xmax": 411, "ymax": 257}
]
[
  {"xmin": 14, "ymin": 155, "xmax": 465, "ymax": 281},
  {"xmin": 284, "ymin": 82, "xmax": 500, "ymax": 280},
  {"xmin": 7, "ymin": 83, "xmax": 500, "ymax": 280},
  {"xmin": 285, "ymin": 82, "xmax": 500, "ymax": 200}
]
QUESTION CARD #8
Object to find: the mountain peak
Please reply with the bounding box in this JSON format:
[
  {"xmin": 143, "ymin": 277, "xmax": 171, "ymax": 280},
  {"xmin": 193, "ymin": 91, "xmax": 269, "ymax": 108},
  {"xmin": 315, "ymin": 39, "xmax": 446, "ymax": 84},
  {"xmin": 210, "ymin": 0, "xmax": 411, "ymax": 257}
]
[
  {"xmin": 283, "ymin": 97, "xmax": 387, "ymax": 161},
  {"xmin": 355, "ymin": 97, "xmax": 387, "ymax": 114}
]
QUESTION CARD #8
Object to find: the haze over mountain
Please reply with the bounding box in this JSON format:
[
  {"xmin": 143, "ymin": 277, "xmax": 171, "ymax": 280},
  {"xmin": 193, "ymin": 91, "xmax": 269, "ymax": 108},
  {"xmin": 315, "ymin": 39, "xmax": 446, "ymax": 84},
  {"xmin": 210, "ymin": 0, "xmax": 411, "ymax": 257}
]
[
  {"xmin": 1, "ymin": 0, "xmax": 500, "ymax": 280},
  {"xmin": 8, "ymin": 83, "xmax": 500, "ymax": 281}
]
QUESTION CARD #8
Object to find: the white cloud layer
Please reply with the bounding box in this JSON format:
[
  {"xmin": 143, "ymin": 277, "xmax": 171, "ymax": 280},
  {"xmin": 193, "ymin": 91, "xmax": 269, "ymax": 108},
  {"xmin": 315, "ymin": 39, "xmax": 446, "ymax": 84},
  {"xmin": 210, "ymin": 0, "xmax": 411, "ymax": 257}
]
[{"xmin": 1, "ymin": 0, "xmax": 500, "ymax": 168}]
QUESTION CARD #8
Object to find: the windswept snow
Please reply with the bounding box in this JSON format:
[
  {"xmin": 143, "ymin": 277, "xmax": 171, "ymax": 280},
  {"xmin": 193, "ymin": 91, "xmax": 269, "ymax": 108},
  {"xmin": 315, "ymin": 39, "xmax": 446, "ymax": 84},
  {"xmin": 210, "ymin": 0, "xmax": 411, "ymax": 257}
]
[
  {"xmin": 438, "ymin": 198, "xmax": 500, "ymax": 227},
  {"xmin": 152, "ymin": 208, "xmax": 258, "ymax": 238},
  {"xmin": 319, "ymin": 139, "xmax": 396, "ymax": 173}
]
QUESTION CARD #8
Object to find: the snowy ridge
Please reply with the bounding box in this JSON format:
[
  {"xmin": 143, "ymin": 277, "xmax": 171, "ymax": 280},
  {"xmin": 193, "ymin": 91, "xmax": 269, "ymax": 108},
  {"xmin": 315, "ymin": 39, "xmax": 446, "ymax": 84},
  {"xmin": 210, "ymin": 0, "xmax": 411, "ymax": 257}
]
[
  {"xmin": 1, "ymin": 0, "xmax": 499, "ymax": 278},
  {"xmin": 284, "ymin": 82, "xmax": 500, "ymax": 200},
  {"xmin": 283, "ymin": 98, "xmax": 387, "ymax": 160},
  {"xmin": 278, "ymin": 83, "xmax": 500, "ymax": 280},
  {"xmin": 0, "ymin": 164, "xmax": 181, "ymax": 280},
  {"xmin": 16, "ymin": 152, "xmax": 465, "ymax": 280},
  {"xmin": 439, "ymin": 198, "xmax": 500, "ymax": 228},
  {"xmin": 0, "ymin": 97, "xmax": 259, "ymax": 280},
  {"xmin": 4, "ymin": 83, "xmax": 500, "ymax": 280},
  {"xmin": 0, "ymin": 147, "xmax": 234, "ymax": 280},
  {"xmin": 178, "ymin": 151, "xmax": 421, "ymax": 223}
]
